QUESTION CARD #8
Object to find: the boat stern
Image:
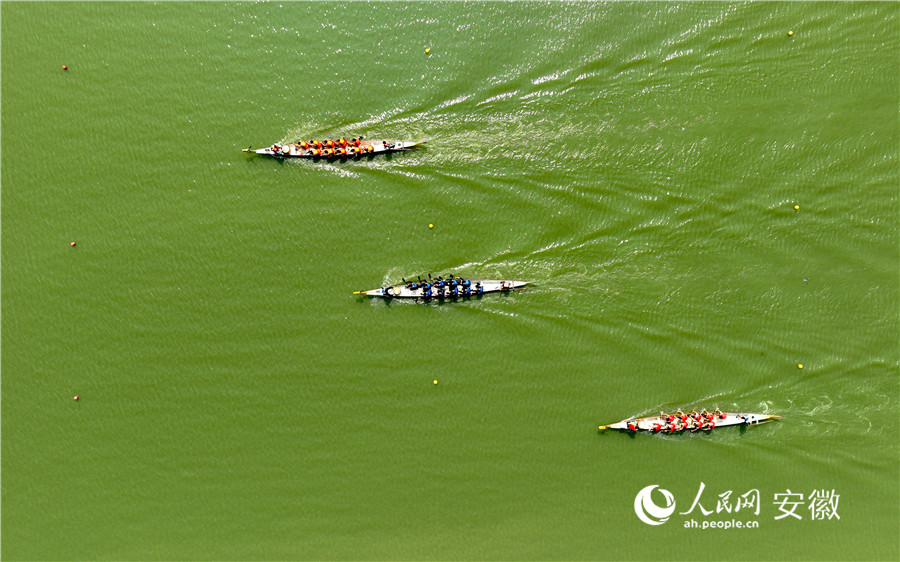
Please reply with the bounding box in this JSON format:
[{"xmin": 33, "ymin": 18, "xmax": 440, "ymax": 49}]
[{"xmin": 739, "ymin": 413, "xmax": 781, "ymax": 425}]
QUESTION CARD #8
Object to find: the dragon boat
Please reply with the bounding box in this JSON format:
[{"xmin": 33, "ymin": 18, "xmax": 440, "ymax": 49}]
[
  {"xmin": 599, "ymin": 409, "xmax": 780, "ymax": 433},
  {"xmin": 242, "ymin": 138, "xmax": 424, "ymax": 159},
  {"xmin": 353, "ymin": 275, "xmax": 527, "ymax": 300}
]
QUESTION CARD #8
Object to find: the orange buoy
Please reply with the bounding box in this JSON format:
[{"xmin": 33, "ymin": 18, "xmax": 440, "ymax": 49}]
[
  {"xmin": 62, "ymin": 65, "xmax": 68, "ymax": 70},
  {"xmin": 74, "ymin": 395, "xmax": 79, "ymax": 401},
  {"xmin": 70, "ymin": 242, "xmax": 77, "ymax": 247}
]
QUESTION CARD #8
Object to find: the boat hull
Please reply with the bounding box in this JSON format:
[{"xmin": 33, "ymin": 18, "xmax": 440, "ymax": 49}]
[
  {"xmin": 242, "ymin": 140, "xmax": 424, "ymax": 158},
  {"xmin": 599, "ymin": 412, "xmax": 779, "ymax": 433},
  {"xmin": 355, "ymin": 280, "xmax": 527, "ymax": 299}
]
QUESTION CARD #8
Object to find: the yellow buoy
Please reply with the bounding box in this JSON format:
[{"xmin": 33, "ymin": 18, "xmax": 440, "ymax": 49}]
[
  {"xmin": 433, "ymin": 380, "xmax": 438, "ymax": 385},
  {"xmin": 798, "ymin": 364, "xmax": 804, "ymax": 369},
  {"xmin": 428, "ymin": 223, "xmax": 434, "ymax": 229},
  {"xmin": 788, "ymin": 30, "xmax": 794, "ymax": 36},
  {"xmin": 794, "ymin": 205, "xmax": 800, "ymax": 210},
  {"xmin": 425, "ymin": 48, "xmax": 431, "ymax": 54}
]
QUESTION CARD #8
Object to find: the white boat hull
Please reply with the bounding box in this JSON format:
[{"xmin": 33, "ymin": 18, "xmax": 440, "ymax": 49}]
[
  {"xmin": 243, "ymin": 140, "xmax": 424, "ymax": 158},
  {"xmin": 600, "ymin": 412, "xmax": 779, "ymax": 432},
  {"xmin": 355, "ymin": 280, "xmax": 527, "ymax": 299}
]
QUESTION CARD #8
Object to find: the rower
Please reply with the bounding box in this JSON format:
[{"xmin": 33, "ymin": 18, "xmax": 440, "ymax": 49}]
[
  {"xmin": 702, "ymin": 421, "xmax": 715, "ymax": 431},
  {"xmin": 383, "ymin": 140, "xmax": 393, "ymax": 149},
  {"xmin": 627, "ymin": 421, "xmax": 638, "ymax": 432},
  {"xmin": 475, "ymin": 282, "xmax": 484, "ymax": 295},
  {"xmin": 714, "ymin": 408, "xmax": 726, "ymax": 420},
  {"xmin": 365, "ymin": 145, "xmax": 374, "ymax": 153},
  {"xmin": 324, "ymin": 139, "xmax": 335, "ymax": 149},
  {"xmin": 652, "ymin": 423, "xmax": 661, "ymax": 432},
  {"xmin": 339, "ymin": 137, "xmax": 348, "ymax": 147},
  {"xmin": 352, "ymin": 137, "xmax": 362, "ymax": 147},
  {"xmin": 299, "ymin": 141, "xmax": 310, "ymax": 150},
  {"xmin": 311, "ymin": 140, "xmax": 322, "ymax": 149}
]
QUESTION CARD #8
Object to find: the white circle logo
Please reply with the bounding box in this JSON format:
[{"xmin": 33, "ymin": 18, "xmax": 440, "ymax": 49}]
[{"xmin": 634, "ymin": 485, "xmax": 676, "ymax": 525}]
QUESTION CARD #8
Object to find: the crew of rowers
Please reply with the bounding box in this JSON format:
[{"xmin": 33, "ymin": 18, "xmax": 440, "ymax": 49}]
[
  {"xmin": 397, "ymin": 276, "xmax": 483, "ymax": 299},
  {"xmin": 625, "ymin": 409, "xmax": 729, "ymax": 433},
  {"xmin": 269, "ymin": 137, "xmax": 396, "ymax": 158}
]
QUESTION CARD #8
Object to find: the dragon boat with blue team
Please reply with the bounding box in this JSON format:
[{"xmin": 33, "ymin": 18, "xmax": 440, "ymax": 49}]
[
  {"xmin": 353, "ymin": 274, "xmax": 527, "ymax": 300},
  {"xmin": 242, "ymin": 137, "xmax": 424, "ymax": 159},
  {"xmin": 599, "ymin": 408, "xmax": 780, "ymax": 433}
]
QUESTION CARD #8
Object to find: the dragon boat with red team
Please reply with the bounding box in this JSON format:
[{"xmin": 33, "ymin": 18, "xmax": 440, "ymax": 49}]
[
  {"xmin": 598, "ymin": 409, "xmax": 779, "ymax": 433},
  {"xmin": 242, "ymin": 137, "xmax": 424, "ymax": 159}
]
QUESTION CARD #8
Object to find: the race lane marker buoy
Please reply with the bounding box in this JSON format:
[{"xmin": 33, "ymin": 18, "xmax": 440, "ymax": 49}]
[
  {"xmin": 62, "ymin": 65, "xmax": 68, "ymax": 70},
  {"xmin": 794, "ymin": 205, "xmax": 800, "ymax": 210},
  {"xmin": 428, "ymin": 223, "xmax": 434, "ymax": 229},
  {"xmin": 70, "ymin": 241, "xmax": 77, "ymax": 247},
  {"xmin": 433, "ymin": 380, "xmax": 438, "ymax": 385},
  {"xmin": 425, "ymin": 48, "xmax": 430, "ymax": 54},
  {"xmin": 798, "ymin": 364, "xmax": 804, "ymax": 369},
  {"xmin": 74, "ymin": 395, "xmax": 79, "ymax": 401},
  {"xmin": 788, "ymin": 30, "xmax": 794, "ymax": 36}
]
